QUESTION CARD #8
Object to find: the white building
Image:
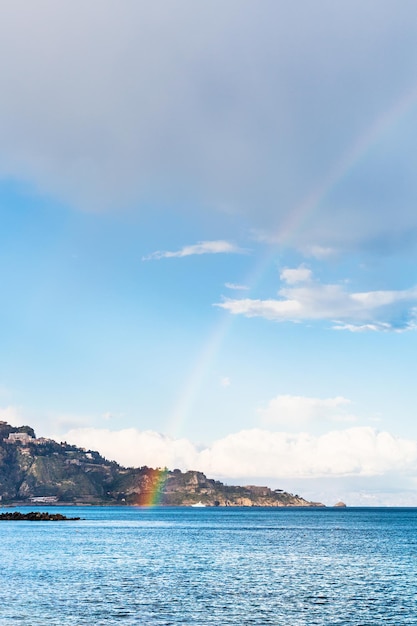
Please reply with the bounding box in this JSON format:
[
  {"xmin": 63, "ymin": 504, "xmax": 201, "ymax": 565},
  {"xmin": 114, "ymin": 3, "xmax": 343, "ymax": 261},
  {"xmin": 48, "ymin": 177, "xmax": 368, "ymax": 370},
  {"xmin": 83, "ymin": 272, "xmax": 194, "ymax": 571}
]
[{"xmin": 5, "ymin": 432, "xmax": 34, "ymax": 444}]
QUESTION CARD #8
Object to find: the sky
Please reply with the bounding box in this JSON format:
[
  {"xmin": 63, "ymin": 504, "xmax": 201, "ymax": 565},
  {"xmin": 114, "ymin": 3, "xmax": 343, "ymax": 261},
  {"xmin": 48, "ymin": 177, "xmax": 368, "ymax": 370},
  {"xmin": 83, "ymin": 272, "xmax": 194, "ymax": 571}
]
[{"xmin": 2, "ymin": 1, "xmax": 417, "ymax": 505}]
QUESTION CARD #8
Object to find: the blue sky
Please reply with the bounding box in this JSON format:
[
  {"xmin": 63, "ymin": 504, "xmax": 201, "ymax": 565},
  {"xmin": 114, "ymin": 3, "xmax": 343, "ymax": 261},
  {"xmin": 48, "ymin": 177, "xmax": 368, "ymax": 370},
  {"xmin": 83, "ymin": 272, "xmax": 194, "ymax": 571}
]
[{"xmin": 2, "ymin": 1, "xmax": 417, "ymax": 504}]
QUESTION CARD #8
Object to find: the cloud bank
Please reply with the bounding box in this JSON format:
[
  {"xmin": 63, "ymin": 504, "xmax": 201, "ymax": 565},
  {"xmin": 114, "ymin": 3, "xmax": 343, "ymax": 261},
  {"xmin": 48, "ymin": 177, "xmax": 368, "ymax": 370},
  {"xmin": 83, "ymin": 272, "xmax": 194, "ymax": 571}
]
[
  {"xmin": 62, "ymin": 425, "xmax": 417, "ymax": 481},
  {"xmin": 216, "ymin": 267, "xmax": 417, "ymax": 331}
]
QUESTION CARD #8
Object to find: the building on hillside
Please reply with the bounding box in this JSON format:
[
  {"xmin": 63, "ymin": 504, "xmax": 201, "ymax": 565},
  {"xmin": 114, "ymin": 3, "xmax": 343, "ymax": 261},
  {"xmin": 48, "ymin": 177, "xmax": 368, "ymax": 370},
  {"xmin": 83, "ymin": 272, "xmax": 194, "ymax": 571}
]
[
  {"xmin": 33, "ymin": 437, "xmax": 53, "ymax": 445},
  {"xmin": 4, "ymin": 432, "xmax": 34, "ymax": 444},
  {"xmin": 244, "ymin": 485, "xmax": 271, "ymax": 497}
]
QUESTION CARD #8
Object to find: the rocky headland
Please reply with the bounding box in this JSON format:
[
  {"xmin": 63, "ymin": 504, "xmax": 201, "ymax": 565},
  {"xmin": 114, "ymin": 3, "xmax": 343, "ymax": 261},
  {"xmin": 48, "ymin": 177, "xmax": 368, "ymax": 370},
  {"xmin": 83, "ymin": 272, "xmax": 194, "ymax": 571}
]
[{"xmin": 0, "ymin": 421, "xmax": 324, "ymax": 507}]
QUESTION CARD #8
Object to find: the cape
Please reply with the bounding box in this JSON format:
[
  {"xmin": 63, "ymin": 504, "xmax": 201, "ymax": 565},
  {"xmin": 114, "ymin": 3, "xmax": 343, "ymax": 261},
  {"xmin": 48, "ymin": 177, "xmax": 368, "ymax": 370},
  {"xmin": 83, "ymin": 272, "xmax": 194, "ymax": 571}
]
[{"xmin": 0, "ymin": 421, "xmax": 324, "ymax": 507}]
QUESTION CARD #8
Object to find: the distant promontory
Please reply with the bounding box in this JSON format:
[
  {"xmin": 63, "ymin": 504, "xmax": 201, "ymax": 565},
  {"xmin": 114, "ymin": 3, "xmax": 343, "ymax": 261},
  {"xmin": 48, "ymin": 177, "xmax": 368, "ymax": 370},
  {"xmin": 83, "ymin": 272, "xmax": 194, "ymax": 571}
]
[{"xmin": 0, "ymin": 421, "xmax": 324, "ymax": 507}]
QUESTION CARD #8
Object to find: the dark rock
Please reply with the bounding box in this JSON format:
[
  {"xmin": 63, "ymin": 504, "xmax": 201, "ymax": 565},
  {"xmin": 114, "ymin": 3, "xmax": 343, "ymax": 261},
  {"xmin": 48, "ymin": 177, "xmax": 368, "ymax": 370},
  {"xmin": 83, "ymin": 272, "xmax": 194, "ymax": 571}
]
[{"xmin": 0, "ymin": 511, "xmax": 81, "ymax": 521}]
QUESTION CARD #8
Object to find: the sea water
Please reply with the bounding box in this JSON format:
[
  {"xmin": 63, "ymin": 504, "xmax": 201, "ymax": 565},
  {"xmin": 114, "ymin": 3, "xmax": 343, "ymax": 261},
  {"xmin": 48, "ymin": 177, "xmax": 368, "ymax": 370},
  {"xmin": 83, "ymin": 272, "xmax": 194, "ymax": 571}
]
[{"xmin": 0, "ymin": 506, "xmax": 416, "ymax": 625}]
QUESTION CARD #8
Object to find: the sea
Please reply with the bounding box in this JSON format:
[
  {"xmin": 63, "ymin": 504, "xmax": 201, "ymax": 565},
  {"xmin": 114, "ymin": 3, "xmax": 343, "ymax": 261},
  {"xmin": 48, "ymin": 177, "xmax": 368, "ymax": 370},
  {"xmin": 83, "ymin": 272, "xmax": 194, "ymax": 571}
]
[{"xmin": 0, "ymin": 506, "xmax": 416, "ymax": 625}]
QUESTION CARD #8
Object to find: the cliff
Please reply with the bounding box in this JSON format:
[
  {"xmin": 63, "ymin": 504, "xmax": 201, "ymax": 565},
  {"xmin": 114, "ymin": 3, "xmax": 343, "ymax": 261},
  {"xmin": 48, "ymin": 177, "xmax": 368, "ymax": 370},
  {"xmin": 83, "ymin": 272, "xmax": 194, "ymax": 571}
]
[{"xmin": 0, "ymin": 421, "xmax": 324, "ymax": 507}]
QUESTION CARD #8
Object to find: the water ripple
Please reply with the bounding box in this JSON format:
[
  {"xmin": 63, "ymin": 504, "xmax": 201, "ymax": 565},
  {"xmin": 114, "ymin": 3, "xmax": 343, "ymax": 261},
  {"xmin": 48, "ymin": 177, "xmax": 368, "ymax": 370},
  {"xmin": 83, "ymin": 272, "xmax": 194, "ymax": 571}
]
[{"xmin": 0, "ymin": 507, "xmax": 416, "ymax": 624}]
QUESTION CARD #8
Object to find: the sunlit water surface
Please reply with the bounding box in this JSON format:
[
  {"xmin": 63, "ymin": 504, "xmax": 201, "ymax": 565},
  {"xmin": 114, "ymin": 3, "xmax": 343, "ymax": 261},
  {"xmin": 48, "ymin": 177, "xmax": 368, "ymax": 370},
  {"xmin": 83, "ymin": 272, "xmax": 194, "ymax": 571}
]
[{"xmin": 0, "ymin": 506, "xmax": 416, "ymax": 624}]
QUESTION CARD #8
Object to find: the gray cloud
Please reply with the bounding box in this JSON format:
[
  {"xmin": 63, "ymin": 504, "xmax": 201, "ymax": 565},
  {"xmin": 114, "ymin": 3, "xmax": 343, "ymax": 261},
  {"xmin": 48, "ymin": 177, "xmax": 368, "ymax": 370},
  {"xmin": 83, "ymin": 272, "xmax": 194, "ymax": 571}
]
[{"xmin": 1, "ymin": 1, "xmax": 417, "ymax": 252}]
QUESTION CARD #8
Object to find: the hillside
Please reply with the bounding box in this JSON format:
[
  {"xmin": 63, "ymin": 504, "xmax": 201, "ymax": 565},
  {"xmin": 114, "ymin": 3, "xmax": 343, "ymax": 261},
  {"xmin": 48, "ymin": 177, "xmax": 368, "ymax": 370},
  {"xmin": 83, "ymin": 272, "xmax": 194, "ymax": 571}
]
[{"xmin": 0, "ymin": 422, "xmax": 324, "ymax": 507}]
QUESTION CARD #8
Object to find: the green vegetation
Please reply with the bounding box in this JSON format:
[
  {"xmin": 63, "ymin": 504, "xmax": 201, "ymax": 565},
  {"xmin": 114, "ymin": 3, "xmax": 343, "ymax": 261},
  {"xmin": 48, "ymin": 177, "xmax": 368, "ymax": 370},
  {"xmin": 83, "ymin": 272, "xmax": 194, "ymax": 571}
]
[{"xmin": 0, "ymin": 421, "xmax": 324, "ymax": 507}]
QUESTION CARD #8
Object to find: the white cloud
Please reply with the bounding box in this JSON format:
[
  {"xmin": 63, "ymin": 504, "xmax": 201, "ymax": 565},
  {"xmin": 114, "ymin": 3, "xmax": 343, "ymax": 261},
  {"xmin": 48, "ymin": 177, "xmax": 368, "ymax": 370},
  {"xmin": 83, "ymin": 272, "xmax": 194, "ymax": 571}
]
[
  {"xmin": 143, "ymin": 240, "xmax": 244, "ymax": 261},
  {"xmin": 333, "ymin": 322, "xmax": 394, "ymax": 332},
  {"xmin": 220, "ymin": 377, "xmax": 231, "ymax": 388},
  {"xmin": 259, "ymin": 394, "xmax": 355, "ymax": 426},
  {"xmin": 216, "ymin": 268, "xmax": 417, "ymax": 331},
  {"xmin": 280, "ymin": 266, "xmax": 313, "ymax": 284},
  {"xmin": 225, "ymin": 282, "xmax": 249, "ymax": 291},
  {"xmin": 63, "ymin": 425, "xmax": 417, "ymax": 481},
  {"xmin": 62, "ymin": 427, "xmax": 199, "ymax": 470}
]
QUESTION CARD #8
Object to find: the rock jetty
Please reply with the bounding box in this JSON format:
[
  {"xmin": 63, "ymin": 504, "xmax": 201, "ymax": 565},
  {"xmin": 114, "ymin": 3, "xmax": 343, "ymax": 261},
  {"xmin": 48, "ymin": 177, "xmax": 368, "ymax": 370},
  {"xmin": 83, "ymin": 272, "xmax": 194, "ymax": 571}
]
[{"xmin": 0, "ymin": 511, "xmax": 80, "ymax": 521}]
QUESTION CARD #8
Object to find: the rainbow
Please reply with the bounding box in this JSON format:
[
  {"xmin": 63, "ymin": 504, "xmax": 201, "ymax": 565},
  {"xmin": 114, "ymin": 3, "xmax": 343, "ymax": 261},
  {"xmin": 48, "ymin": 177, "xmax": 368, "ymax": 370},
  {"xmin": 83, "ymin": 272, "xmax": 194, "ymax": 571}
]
[
  {"xmin": 164, "ymin": 83, "xmax": 417, "ymax": 440},
  {"xmin": 275, "ymin": 83, "xmax": 417, "ymax": 247},
  {"xmin": 135, "ymin": 468, "xmax": 169, "ymax": 507},
  {"xmin": 165, "ymin": 314, "xmax": 234, "ymax": 437}
]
